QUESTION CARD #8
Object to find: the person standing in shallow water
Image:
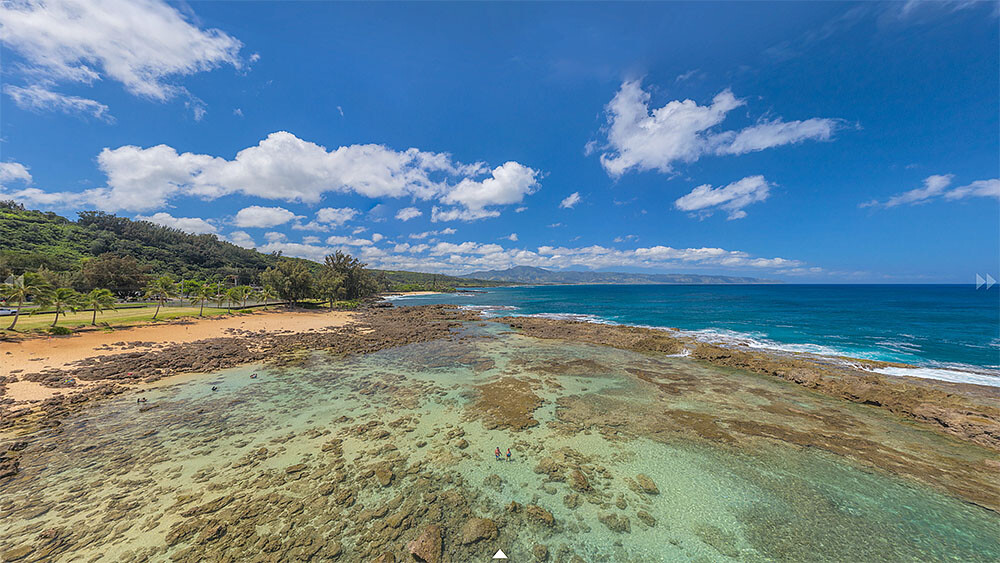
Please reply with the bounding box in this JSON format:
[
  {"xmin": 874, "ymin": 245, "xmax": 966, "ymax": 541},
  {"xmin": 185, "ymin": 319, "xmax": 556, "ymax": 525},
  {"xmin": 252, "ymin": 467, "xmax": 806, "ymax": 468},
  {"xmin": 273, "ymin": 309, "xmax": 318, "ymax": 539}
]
[
  {"xmin": 506, "ymin": 448, "xmax": 512, "ymax": 462},
  {"xmin": 495, "ymin": 447, "xmax": 501, "ymax": 461}
]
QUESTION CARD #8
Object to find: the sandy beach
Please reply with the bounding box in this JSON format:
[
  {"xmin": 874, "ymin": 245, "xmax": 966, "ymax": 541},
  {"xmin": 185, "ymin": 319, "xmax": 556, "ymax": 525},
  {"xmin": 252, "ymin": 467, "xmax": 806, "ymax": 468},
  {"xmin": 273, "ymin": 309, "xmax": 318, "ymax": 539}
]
[{"xmin": 1, "ymin": 309, "xmax": 355, "ymax": 403}]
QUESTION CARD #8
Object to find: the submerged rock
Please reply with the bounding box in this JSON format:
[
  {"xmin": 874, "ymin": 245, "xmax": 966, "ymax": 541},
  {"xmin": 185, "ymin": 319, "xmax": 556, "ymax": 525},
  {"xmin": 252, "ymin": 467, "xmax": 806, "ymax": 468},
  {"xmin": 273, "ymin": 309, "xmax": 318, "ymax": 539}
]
[
  {"xmin": 636, "ymin": 510, "xmax": 657, "ymax": 527},
  {"xmin": 375, "ymin": 465, "xmax": 394, "ymax": 487},
  {"xmin": 598, "ymin": 512, "xmax": 631, "ymax": 533},
  {"xmin": 635, "ymin": 474, "xmax": 659, "ymax": 494},
  {"xmin": 460, "ymin": 518, "xmax": 498, "ymax": 544},
  {"xmin": 407, "ymin": 524, "xmax": 442, "ymax": 563},
  {"xmin": 569, "ymin": 470, "xmax": 591, "ymax": 492},
  {"xmin": 525, "ymin": 505, "xmax": 555, "ymax": 527},
  {"xmin": 532, "ymin": 543, "xmax": 550, "ymax": 561}
]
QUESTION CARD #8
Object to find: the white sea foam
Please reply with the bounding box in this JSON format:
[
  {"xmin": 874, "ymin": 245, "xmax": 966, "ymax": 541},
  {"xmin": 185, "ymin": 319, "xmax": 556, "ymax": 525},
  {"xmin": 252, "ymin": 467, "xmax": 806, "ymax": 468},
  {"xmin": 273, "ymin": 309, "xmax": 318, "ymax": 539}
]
[
  {"xmin": 391, "ymin": 295, "xmax": 1000, "ymax": 387},
  {"xmin": 872, "ymin": 366, "xmax": 1000, "ymax": 388}
]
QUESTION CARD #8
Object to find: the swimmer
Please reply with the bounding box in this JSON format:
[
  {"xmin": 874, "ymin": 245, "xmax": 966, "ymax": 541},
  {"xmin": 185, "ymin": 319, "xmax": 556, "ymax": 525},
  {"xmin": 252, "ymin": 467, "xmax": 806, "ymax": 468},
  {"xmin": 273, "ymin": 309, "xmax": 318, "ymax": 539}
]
[
  {"xmin": 250, "ymin": 373, "xmax": 258, "ymax": 379},
  {"xmin": 211, "ymin": 386, "xmax": 218, "ymax": 391}
]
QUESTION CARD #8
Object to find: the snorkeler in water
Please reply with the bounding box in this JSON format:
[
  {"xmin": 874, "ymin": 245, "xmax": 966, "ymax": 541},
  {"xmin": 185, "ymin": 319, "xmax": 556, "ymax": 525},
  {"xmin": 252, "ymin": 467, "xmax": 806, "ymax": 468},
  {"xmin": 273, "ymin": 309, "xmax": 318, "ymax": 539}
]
[{"xmin": 211, "ymin": 386, "xmax": 218, "ymax": 391}]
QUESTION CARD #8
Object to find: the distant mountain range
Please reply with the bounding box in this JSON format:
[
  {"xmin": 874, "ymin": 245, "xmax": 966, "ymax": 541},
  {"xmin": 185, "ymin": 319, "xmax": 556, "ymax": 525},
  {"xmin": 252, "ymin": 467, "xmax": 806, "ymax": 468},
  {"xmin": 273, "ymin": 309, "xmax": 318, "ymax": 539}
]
[{"xmin": 460, "ymin": 266, "xmax": 778, "ymax": 285}]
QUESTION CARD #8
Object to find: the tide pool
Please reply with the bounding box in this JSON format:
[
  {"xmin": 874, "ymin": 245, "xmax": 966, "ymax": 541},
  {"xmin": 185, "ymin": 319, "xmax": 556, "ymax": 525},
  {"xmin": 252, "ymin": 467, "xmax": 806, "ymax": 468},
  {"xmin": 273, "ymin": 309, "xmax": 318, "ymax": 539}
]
[{"xmin": 1, "ymin": 322, "xmax": 997, "ymax": 561}]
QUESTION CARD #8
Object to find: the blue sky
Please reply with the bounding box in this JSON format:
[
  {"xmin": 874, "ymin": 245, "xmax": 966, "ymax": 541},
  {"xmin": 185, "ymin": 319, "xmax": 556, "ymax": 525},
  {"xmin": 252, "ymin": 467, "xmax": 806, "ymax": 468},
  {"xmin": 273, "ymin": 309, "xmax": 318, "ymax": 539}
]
[{"xmin": 0, "ymin": 0, "xmax": 997, "ymax": 282}]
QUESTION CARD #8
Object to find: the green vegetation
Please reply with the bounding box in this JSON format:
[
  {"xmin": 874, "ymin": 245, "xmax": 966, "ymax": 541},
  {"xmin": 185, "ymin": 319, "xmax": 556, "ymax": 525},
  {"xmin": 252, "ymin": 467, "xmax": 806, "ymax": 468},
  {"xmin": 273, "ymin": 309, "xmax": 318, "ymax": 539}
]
[
  {"xmin": 1, "ymin": 201, "xmax": 514, "ymax": 335},
  {"xmin": 83, "ymin": 288, "xmax": 117, "ymax": 325}
]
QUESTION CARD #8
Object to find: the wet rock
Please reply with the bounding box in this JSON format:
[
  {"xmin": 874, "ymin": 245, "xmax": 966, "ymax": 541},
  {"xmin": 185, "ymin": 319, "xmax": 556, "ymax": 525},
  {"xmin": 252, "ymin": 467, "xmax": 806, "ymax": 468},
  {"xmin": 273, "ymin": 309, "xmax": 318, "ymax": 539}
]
[
  {"xmin": 460, "ymin": 518, "xmax": 498, "ymax": 544},
  {"xmin": 372, "ymin": 552, "xmax": 395, "ymax": 563},
  {"xmin": 598, "ymin": 513, "xmax": 631, "ymax": 533},
  {"xmin": 407, "ymin": 524, "xmax": 442, "ymax": 563},
  {"xmin": 569, "ymin": 470, "xmax": 591, "ymax": 492},
  {"xmin": 195, "ymin": 523, "xmax": 227, "ymax": 544},
  {"xmin": 507, "ymin": 501, "xmax": 521, "ymax": 513},
  {"xmin": 636, "ymin": 511, "xmax": 656, "ymax": 527},
  {"xmin": 285, "ymin": 463, "xmax": 308, "ymax": 474},
  {"xmin": 525, "ymin": 505, "xmax": 554, "ymax": 527},
  {"xmin": 375, "ymin": 465, "xmax": 394, "ymax": 487},
  {"xmin": 636, "ymin": 474, "xmax": 659, "ymax": 494},
  {"xmin": 2, "ymin": 546, "xmax": 32, "ymax": 561},
  {"xmin": 615, "ymin": 494, "xmax": 627, "ymax": 510},
  {"xmin": 456, "ymin": 439, "xmax": 469, "ymax": 450},
  {"xmin": 532, "ymin": 543, "xmax": 550, "ymax": 561},
  {"xmin": 563, "ymin": 493, "xmax": 581, "ymax": 509},
  {"xmin": 533, "ymin": 457, "xmax": 564, "ymax": 481}
]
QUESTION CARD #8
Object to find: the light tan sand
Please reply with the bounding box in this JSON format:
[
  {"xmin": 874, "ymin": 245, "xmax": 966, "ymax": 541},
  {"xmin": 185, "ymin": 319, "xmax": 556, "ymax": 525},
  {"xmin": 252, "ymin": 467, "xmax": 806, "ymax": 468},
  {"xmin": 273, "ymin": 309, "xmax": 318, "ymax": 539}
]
[{"xmin": 1, "ymin": 309, "xmax": 355, "ymax": 401}]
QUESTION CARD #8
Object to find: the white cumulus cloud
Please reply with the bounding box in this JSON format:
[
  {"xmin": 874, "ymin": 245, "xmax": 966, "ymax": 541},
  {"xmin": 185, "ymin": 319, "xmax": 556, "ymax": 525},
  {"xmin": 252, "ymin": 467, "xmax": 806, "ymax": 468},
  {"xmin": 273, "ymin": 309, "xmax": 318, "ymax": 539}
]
[
  {"xmin": 234, "ymin": 206, "xmax": 299, "ymax": 228},
  {"xmin": 560, "ymin": 192, "xmax": 581, "ymax": 209},
  {"xmin": 674, "ymin": 175, "xmax": 772, "ymax": 220},
  {"xmin": 10, "ymin": 132, "xmax": 540, "ymax": 216},
  {"xmin": 395, "ymin": 207, "xmax": 423, "ymax": 221},
  {"xmin": 315, "ymin": 207, "xmax": 360, "ymax": 226},
  {"xmin": 135, "ymin": 212, "xmax": 217, "ymax": 234},
  {"xmin": 596, "ymin": 80, "xmax": 840, "ymax": 177},
  {"xmin": 0, "ymin": 0, "xmax": 243, "ymax": 117}
]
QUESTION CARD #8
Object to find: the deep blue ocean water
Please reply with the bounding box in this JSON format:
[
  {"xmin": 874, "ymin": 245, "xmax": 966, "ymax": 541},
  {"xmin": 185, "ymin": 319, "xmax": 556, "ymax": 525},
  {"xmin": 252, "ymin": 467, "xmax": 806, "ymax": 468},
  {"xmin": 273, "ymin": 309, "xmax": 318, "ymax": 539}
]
[{"xmin": 391, "ymin": 284, "xmax": 1000, "ymax": 386}]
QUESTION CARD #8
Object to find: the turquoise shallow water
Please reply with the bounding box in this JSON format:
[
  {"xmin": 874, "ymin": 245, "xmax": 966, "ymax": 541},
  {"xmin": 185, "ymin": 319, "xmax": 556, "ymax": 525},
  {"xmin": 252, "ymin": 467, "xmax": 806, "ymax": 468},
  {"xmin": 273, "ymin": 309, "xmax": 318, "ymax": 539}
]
[
  {"xmin": 1, "ymin": 323, "xmax": 997, "ymax": 562},
  {"xmin": 391, "ymin": 284, "xmax": 1000, "ymax": 384}
]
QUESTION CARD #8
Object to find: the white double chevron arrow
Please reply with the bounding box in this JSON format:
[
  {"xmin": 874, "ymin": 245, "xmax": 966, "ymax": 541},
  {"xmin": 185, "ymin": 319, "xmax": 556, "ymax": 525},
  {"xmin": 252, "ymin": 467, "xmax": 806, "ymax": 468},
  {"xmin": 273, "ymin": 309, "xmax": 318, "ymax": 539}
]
[{"xmin": 977, "ymin": 274, "xmax": 997, "ymax": 289}]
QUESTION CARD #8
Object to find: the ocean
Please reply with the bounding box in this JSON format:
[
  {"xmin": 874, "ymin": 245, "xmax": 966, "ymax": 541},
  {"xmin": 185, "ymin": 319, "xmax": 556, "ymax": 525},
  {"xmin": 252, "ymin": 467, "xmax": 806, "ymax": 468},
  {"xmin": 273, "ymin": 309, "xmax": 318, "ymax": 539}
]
[{"xmin": 390, "ymin": 284, "xmax": 1000, "ymax": 386}]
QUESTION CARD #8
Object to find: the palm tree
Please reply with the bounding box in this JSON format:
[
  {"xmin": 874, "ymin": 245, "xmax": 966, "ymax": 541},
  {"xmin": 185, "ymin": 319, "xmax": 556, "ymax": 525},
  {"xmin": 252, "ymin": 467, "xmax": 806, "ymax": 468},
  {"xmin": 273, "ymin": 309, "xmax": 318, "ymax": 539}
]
[
  {"xmin": 226, "ymin": 285, "xmax": 250, "ymax": 310},
  {"xmin": 144, "ymin": 276, "xmax": 178, "ymax": 321},
  {"xmin": 189, "ymin": 282, "xmax": 214, "ymax": 317},
  {"xmin": 257, "ymin": 286, "xmax": 278, "ymax": 310},
  {"xmin": 1, "ymin": 274, "xmax": 48, "ymax": 331},
  {"xmin": 83, "ymin": 288, "xmax": 117, "ymax": 325},
  {"xmin": 223, "ymin": 287, "xmax": 241, "ymax": 313},
  {"xmin": 34, "ymin": 287, "xmax": 82, "ymax": 327}
]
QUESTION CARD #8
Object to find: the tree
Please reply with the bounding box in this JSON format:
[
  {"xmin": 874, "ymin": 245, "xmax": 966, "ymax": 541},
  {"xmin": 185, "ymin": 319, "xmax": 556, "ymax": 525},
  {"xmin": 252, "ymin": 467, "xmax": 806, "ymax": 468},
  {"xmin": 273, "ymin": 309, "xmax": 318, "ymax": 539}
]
[
  {"xmin": 322, "ymin": 251, "xmax": 378, "ymax": 300},
  {"xmin": 81, "ymin": 253, "xmax": 149, "ymax": 298},
  {"xmin": 257, "ymin": 286, "xmax": 278, "ymax": 309},
  {"xmin": 261, "ymin": 261, "xmax": 313, "ymax": 307},
  {"xmin": 144, "ymin": 276, "xmax": 178, "ymax": 320},
  {"xmin": 83, "ymin": 288, "xmax": 117, "ymax": 325},
  {"xmin": 229, "ymin": 285, "xmax": 252, "ymax": 309},
  {"xmin": 189, "ymin": 282, "xmax": 215, "ymax": 317},
  {"xmin": 1, "ymin": 273, "xmax": 49, "ymax": 330},
  {"xmin": 34, "ymin": 287, "xmax": 82, "ymax": 327},
  {"xmin": 223, "ymin": 287, "xmax": 240, "ymax": 313},
  {"xmin": 315, "ymin": 270, "xmax": 346, "ymax": 309}
]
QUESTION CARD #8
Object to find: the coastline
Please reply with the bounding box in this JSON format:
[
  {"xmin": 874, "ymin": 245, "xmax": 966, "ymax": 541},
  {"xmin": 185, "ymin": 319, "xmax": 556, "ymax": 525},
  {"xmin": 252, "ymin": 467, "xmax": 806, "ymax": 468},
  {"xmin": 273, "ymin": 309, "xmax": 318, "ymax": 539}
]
[
  {"xmin": 3, "ymin": 304, "xmax": 997, "ymax": 452},
  {"xmin": 1, "ymin": 303, "xmax": 997, "ymax": 560},
  {"xmin": 1, "ymin": 308, "xmax": 357, "ymax": 403}
]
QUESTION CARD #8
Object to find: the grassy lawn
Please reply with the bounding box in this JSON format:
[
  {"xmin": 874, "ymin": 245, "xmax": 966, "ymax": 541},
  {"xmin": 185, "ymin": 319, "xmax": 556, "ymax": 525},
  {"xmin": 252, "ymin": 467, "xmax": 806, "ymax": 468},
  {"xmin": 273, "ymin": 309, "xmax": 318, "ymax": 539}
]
[{"xmin": 1, "ymin": 305, "xmax": 256, "ymax": 333}]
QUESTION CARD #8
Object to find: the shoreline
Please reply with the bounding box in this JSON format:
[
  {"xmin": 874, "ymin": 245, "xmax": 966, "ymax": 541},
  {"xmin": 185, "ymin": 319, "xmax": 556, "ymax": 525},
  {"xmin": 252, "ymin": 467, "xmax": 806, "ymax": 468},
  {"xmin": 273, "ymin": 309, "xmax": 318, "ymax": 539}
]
[
  {"xmin": 0, "ymin": 304, "xmax": 995, "ymax": 453},
  {"xmin": 0, "ymin": 308, "xmax": 358, "ymax": 403},
  {"xmin": 417, "ymin": 299, "xmax": 1000, "ymax": 388}
]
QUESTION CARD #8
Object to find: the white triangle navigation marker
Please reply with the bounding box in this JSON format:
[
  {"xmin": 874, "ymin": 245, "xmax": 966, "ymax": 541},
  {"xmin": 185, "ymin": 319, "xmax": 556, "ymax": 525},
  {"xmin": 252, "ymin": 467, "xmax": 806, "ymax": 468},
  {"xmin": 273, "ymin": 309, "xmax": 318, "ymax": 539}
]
[
  {"xmin": 976, "ymin": 274, "xmax": 985, "ymax": 289},
  {"xmin": 988, "ymin": 274, "xmax": 997, "ymax": 290},
  {"xmin": 493, "ymin": 549, "xmax": 508, "ymax": 559}
]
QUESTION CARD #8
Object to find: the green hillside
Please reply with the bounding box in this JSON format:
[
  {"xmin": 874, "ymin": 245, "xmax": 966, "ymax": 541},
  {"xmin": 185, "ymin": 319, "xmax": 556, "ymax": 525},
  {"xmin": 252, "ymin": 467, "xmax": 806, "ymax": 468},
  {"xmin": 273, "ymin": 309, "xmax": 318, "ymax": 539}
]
[
  {"xmin": 0, "ymin": 201, "xmax": 279, "ymax": 281},
  {"xmin": 0, "ymin": 201, "xmax": 505, "ymax": 290}
]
